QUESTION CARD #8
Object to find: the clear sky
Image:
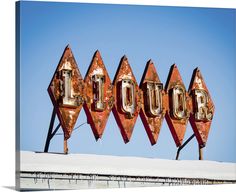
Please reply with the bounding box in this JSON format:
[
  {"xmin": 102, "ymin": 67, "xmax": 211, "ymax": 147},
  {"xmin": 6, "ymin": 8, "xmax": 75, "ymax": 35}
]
[{"xmin": 18, "ymin": 1, "xmax": 236, "ymax": 162}]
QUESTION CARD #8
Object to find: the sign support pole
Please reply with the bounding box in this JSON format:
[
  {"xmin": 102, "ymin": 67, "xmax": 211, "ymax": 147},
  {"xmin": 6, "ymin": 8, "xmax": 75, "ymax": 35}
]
[
  {"xmin": 44, "ymin": 107, "xmax": 61, "ymax": 152},
  {"xmin": 175, "ymin": 134, "xmax": 195, "ymax": 160},
  {"xmin": 64, "ymin": 139, "xmax": 68, "ymax": 154},
  {"xmin": 199, "ymin": 145, "xmax": 204, "ymax": 160}
]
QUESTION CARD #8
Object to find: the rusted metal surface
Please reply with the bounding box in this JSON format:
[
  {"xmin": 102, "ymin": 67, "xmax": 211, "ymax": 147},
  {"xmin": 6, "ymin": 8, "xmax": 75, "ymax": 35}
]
[
  {"xmin": 83, "ymin": 50, "xmax": 113, "ymax": 140},
  {"xmin": 46, "ymin": 45, "xmax": 215, "ymax": 157},
  {"xmin": 139, "ymin": 60, "xmax": 167, "ymax": 145},
  {"xmin": 165, "ymin": 64, "xmax": 191, "ymax": 147},
  {"xmin": 188, "ymin": 68, "xmax": 215, "ymax": 147},
  {"xmin": 112, "ymin": 56, "xmax": 141, "ymax": 143},
  {"xmin": 48, "ymin": 45, "xmax": 85, "ymax": 152}
]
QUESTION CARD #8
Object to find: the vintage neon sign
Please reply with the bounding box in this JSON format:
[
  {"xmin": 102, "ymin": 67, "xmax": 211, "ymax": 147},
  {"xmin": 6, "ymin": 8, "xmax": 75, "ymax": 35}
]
[
  {"xmin": 188, "ymin": 68, "xmax": 214, "ymax": 148},
  {"xmin": 112, "ymin": 56, "xmax": 141, "ymax": 143},
  {"xmin": 83, "ymin": 50, "xmax": 113, "ymax": 140},
  {"xmin": 139, "ymin": 60, "xmax": 167, "ymax": 145},
  {"xmin": 164, "ymin": 65, "xmax": 191, "ymax": 147},
  {"xmin": 46, "ymin": 46, "xmax": 215, "ymax": 155},
  {"xmin": 47, "ymin": 46, "xmax": 85, "ymax": 153}
]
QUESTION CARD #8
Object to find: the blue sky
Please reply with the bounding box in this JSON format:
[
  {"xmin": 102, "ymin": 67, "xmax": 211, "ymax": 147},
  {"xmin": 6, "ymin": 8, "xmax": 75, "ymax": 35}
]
[{"xmin": 18, "ymin": 1, "xmax": 236, "ymax": 162}]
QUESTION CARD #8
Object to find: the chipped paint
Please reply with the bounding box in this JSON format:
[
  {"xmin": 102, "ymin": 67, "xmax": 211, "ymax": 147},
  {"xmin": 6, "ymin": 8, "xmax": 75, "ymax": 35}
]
[
  {"xmin": 139, "ymin": 60, "xmax": 167, "ymax": 145},
  {"xmin": 188, "ymin": 68, "xmax": 215, "ymax": 147},
  {"xmin": 165, "ymin": 64, "xmax": 190, "ymax": 147},
  {"xmin": 48, "ymin": 45, "xmax": 85, "ymax": 152},
  {"xmin": 47, "ymin": 45, "xmax": 215, "ymax": 152},
  {"xmin": 112, "ymin": 56, "xmax": 141, "ymax": 143},
  {"xmin": 91, "ymin": 68, "xmax": 104, "ymax": 76},
  {"xmin": 83, "ymin": 50, "xmax": 113, "ymax": 140}
]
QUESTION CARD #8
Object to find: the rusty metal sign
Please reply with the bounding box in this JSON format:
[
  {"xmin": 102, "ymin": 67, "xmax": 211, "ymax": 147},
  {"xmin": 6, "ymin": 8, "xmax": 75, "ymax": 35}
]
[
  {"xmin": 139, "ymin": 60, "xmax": 167, "ymax": 145},
  {"xmin": 112, "ymin": 56, "xmax": 141, "ymax": 143},
  {"xmin": 46, "ymin": 45, "xmax": 215, "ymax": 158},
  {"xmin": 165, "ymin": 64, "xmax": 191, "ymax": 147},
  {"xmin": 47, "ymin": 45, "xmax": 85, "ymax": 153},
  {"xmin": 83, "ymin": 50, "xmax": 114, "ymax": 140},
  {"xmin": 188, "ymin": 68, "xmax": 215, "ymax": 147}
]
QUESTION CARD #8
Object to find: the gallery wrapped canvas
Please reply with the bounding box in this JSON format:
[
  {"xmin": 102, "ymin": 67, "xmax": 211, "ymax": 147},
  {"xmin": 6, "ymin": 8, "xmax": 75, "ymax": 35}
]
[{"xmin": 15, "ymin": 0, "xmax": 236, "ymax": 191}]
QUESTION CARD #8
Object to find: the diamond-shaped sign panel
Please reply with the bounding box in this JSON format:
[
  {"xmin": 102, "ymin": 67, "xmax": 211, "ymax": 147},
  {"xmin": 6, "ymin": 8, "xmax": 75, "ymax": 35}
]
[
  {"xmin": 83, "ymin": 50, "xmax": 113, "ymax": 140},
  {"xmin": 165, "ymin": 64, "xmax": 191, "ymax": 147},
  {"xmin": 188, "ymin": 68, "xmax": 215, "ymax": 147},
  {"xmin": 139, "ymin": 60, "xmax": 167, "ymax": 145},
  {"xmin": 48, "ymin": 45, "xmax": 85, "ymax": 140},
  {"xmin": 112, "ymin": 56, "xmax": 141, "ymax": 143}
]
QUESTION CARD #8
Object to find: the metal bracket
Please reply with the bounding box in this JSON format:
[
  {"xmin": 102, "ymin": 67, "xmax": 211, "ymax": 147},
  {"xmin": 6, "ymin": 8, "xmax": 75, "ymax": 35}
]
[{"xmin": 175, "ymin": 134, "xmax": 204, "ymax": 160}]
